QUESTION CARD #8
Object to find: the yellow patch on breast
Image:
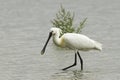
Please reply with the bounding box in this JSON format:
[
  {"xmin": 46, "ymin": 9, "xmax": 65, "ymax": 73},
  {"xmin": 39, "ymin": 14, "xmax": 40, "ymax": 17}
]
[{"xmin": 60, "ymin": 37, "xmax": 66, "ymax": 48}]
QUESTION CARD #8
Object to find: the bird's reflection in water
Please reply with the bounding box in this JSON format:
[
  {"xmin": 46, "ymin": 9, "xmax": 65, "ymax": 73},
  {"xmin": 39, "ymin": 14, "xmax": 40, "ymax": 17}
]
[
  {"xmin": 72, "ymin": 70, "xmax": 84, "ymax": 79},
  {"xmin": 52, "ymin": 70, "xmax": 86, "ymax": 80}
]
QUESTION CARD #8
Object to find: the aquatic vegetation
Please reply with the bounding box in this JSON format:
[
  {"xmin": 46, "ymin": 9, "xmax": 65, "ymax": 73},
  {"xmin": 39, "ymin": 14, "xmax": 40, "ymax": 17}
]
[{"xmin": 51, "ymin": 6, "xmax": 87, "ymax": 35}]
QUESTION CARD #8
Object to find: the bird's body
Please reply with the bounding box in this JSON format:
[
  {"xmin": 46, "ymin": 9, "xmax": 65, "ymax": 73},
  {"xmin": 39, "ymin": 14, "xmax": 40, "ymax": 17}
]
[
  {"xmin": 51, "ymin": 28, "xmax": 102, "ymax": 51},
  {"xmin": 41, "ymin": 28, "xmax": 102, "ymax": 70}
]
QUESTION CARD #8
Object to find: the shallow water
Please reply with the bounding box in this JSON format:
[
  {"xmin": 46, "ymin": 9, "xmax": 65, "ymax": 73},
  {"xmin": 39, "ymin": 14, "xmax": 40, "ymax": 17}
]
[{"xmin": 0, "ymin": 0, "xmax": 120, "ymax": 80}]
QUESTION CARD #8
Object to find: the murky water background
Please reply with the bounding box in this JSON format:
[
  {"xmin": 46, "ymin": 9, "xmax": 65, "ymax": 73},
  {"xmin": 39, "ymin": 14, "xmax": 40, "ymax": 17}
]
[{"xmin": 0, "ymin": 0, "xmax": 120, "ymax": 80}]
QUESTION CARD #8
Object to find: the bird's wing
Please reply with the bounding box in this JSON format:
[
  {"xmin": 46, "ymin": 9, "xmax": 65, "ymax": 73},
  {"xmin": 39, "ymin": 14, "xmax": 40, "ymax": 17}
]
[{"xmin": 62, "ymin": 33, "xmax": 96, "ymax": 50}]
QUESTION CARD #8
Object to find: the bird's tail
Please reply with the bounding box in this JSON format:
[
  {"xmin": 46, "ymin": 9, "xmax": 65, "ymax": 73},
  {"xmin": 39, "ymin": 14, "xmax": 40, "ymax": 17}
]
[{"xmin": 94, "ymin": 41, "xmax": 102, "ymax": 51}]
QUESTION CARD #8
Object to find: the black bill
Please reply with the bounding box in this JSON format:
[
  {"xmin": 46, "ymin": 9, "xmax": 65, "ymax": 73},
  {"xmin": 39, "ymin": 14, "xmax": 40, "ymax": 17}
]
[{"xmin": 41, "ymin": 32, "xmax": 52, "ymax": 55}]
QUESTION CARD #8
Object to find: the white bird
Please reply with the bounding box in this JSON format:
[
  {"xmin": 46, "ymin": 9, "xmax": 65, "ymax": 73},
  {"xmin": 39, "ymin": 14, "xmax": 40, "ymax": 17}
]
[{"xmin": 41, "ymin": 28, "xmax": 102, "ymax": 70}]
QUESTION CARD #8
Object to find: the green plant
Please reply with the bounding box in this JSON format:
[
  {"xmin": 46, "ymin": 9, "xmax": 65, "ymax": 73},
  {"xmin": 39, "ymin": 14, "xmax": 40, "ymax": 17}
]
[{"xmin": 51, "ymin": 6, "xmax": 87, "ymax": 35}]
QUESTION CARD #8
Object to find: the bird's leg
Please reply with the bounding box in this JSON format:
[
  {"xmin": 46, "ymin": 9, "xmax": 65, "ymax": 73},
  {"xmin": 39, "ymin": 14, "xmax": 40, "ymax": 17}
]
[
  {"xmin": 62, "ymin": 53, "xmax": 77, "ymax": 70},
  {"xmin": 77, "ymin": 51, "xmax": 83, "ymax": 70}
]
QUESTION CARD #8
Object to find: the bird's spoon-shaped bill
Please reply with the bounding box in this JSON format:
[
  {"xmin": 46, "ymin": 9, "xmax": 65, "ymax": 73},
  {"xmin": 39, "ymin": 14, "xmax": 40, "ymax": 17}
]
[{"xmin": 41, "ymin": 32, "xmax": 52, "ymax": 55}]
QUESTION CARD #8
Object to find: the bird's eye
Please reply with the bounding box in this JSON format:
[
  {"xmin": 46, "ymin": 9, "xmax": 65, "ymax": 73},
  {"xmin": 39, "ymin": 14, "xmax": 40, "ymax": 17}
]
[
  {"xmin": 50, "ymin": 31, "xmax": 53, "ymax": 33},
  {"xmin": 50, "ymin": 31, "xmax": 55, "ymax": 35}
]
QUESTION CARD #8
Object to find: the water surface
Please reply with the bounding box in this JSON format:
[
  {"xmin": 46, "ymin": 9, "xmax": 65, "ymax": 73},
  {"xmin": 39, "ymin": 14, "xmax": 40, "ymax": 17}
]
[{"xmin": 0, "ymin": 0, "xmax": 120, "ymax": 80}]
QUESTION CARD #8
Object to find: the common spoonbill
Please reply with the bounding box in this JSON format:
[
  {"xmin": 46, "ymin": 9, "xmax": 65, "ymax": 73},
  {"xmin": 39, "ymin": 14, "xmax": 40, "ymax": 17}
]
[{"xmin": 41, "ymin": 28, "xmax": 102, "ymax": 70}]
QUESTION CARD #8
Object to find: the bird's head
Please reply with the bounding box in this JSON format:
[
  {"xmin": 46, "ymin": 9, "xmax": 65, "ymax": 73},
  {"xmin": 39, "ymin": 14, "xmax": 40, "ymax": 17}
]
[
  {"xmin": 41, "ymin": 28, "xmax": 62, "ymax": 55},
  {"xmin": 50, "ymin": 28, "xmax": 62, "ymax": 35}
]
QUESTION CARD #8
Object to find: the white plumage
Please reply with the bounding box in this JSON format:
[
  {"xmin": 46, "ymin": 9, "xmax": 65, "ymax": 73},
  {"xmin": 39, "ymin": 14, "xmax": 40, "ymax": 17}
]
[
  {"xmin": 62, "ymin": 33, "xmax": 102, "ymax": 51},
  {"xmin": 41, "ymin": 28, "xmax": 102, "ymax": 70},
  {"xmin": 51, "ymin": 28, "xmax": 102, "ymax": 51}
]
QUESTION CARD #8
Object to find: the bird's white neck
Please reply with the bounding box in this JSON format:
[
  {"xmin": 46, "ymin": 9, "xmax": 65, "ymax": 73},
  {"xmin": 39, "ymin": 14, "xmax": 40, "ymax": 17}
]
[{"xmin": 52, "ymin": 32, "xmax": 61, "ymax": 46}]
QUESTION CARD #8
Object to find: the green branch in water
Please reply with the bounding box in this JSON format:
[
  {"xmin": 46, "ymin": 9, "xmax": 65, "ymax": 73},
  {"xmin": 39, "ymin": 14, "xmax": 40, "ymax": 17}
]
[
  {"xmin": 76, "ymin": 18, "xmax": 87, "ymax": 33},
  {"xmin": 51, "ymin": 5, "xmax": 87, "ymax": 35}
]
